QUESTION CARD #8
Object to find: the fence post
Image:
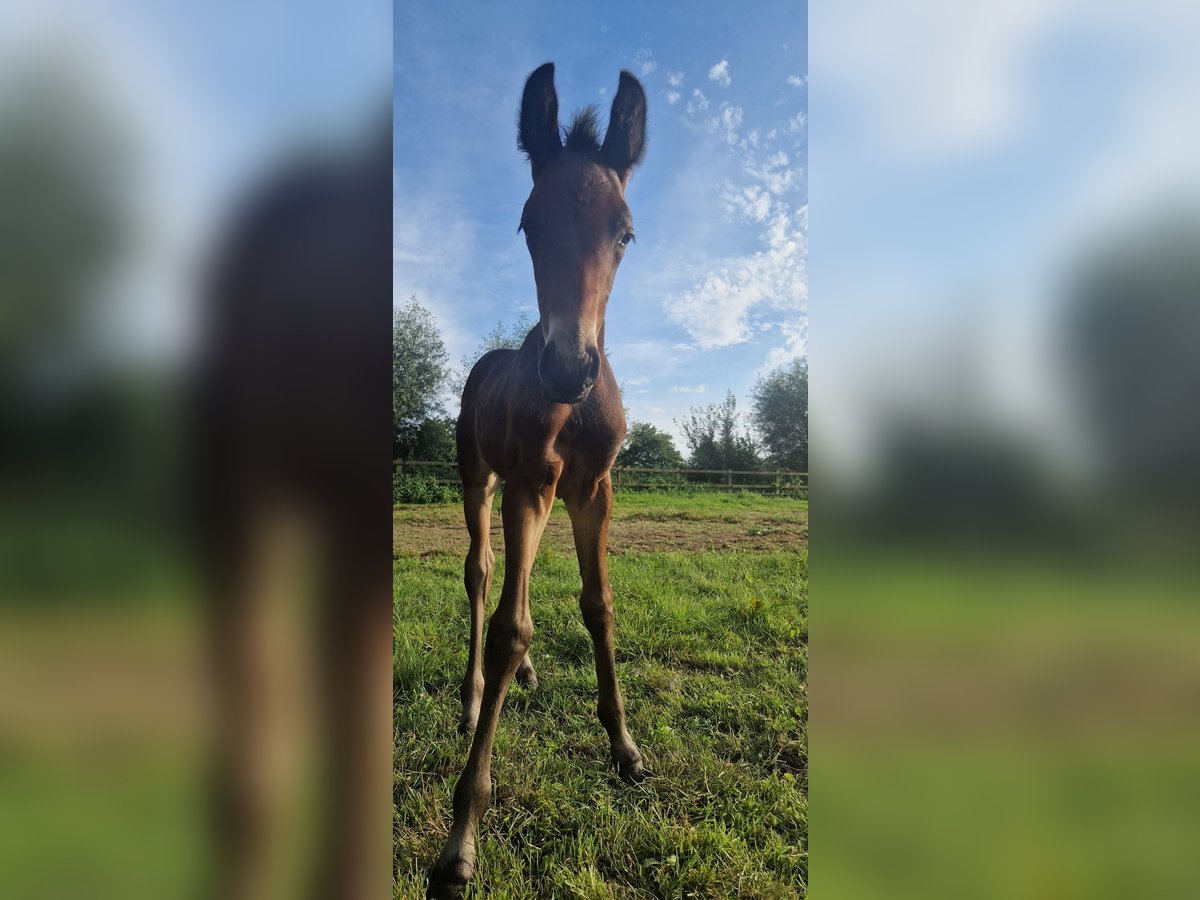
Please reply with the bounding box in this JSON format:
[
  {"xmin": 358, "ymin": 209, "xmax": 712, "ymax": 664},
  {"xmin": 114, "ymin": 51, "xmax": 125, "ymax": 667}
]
[
  {"xmin": 775, "ymin": 469, "xmax": 781, "ymax": 495},
  {"xmin": 726, "ymin": 469, "xmax": 732, "ymax": 489}
]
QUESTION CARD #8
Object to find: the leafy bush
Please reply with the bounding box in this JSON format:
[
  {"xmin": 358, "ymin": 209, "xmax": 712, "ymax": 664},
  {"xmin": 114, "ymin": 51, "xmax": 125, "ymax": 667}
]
[{"xmin": 393, "ymin": 472, "xmax": 461, "ymax": 504}]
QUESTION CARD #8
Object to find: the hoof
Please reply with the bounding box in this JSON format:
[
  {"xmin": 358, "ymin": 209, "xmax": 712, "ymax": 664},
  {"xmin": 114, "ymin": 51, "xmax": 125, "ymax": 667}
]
[
  {"xmin": 614, "ymin": 746, "xmax": 648, "ymax": 784},
  {"xmin": 427, "ymin": 857, "xmax": 472, "ymax": 899},
  {"xmin": 457, "ymin": 710, "xmax": 478, "ymax": 735},
  {"xmin": 515, "ymin": 663, "xmax": 539, "ymax": 691}
]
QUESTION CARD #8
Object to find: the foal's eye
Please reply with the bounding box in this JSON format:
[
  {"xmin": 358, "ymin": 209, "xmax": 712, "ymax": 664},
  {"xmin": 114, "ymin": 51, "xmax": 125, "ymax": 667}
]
[{"xmin": 619, "ymin": 230, "xmax": 636, "ymax": 248}]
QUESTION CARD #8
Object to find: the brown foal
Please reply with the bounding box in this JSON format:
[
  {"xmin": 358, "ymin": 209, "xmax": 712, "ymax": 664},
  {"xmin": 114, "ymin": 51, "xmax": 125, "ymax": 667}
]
[{"xmin": 427, "ymin": 63, "xmax": 648, "ymax": 898}]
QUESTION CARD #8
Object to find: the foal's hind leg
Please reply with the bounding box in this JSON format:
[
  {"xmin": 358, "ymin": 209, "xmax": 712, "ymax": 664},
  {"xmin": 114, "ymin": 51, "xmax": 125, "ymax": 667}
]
[
  {"xmin": 515, "ymin": 647, "xmax": 539, "ymax": 690},
  {"xmin": 566, "ymin": 475, "xmax": 646, "ymax": 784}
]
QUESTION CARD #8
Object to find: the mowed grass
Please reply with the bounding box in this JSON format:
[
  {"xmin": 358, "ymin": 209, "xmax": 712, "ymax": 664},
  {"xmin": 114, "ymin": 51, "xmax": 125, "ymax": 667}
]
[{"xmin": 395, "ymin": 493, "xmax": 807, "ymax": 899}]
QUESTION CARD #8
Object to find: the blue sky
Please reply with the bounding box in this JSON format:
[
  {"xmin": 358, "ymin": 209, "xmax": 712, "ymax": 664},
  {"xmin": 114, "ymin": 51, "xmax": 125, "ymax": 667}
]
[{"xmin": 394, "ymin": 2, "xmax": 808, "ymax": 444}]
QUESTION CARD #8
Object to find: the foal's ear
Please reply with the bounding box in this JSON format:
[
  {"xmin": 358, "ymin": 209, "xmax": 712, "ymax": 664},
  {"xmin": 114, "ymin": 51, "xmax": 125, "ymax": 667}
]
[
  {"xmin": 601, "ymin": 70, "xmax": 647, "ymax": 187},
  {"xmin": 518, "ymin": 62, "xmax": 562, "ymax": 180}
]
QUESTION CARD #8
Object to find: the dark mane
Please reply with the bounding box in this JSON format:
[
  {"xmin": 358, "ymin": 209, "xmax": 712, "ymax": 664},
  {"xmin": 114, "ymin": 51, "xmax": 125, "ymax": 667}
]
[{"xmin": 562, "ymin": 107, "xmax": 602, "ymax": 154}]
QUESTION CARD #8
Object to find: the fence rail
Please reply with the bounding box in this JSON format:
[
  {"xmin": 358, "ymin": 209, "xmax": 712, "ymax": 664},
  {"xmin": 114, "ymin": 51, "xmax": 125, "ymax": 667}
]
[{"xmin": 394, "ymin": 459, "xmax": 808, "ymax": 495}]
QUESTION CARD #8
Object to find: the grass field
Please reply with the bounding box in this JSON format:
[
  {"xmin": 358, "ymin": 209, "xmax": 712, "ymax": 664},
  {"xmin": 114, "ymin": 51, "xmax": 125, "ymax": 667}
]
[{"xmin": 394, "ymin": 493, "xmax": 808, "ymax": 899}]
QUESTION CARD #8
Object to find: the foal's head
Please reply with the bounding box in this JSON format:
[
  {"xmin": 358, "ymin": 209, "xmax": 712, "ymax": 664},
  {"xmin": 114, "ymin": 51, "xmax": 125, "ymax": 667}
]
[{"xmin": 517, "ymin": 63, "xmax": 647, "ymax": 404}]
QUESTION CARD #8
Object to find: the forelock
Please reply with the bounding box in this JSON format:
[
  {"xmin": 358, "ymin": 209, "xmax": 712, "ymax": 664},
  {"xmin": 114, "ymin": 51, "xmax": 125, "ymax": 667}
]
[{"xmin": 562, "ymin": 107, "xmax": 602, "ymax": 155}]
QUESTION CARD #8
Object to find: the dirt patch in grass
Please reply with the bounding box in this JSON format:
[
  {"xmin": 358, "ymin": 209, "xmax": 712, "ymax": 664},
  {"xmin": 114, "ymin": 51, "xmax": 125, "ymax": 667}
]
[{"xmin": 394, "ymin": 499, "xmax": 808, "ymax": 557}]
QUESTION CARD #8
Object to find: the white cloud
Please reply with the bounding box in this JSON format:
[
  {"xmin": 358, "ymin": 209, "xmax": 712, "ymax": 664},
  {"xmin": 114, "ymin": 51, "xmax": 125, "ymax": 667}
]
[
  {"xmin": 708, "ymin": 59, "xmax": 731, "ymax": 87},
  {"xmin": 721, "ymin": 184, "xmax": 773, "ymax": 222},
  {"xmin": 708, "ymin": 103, "xmax": 744, "ymax": 145},
  {"xmin": 665, "ymin": 204, "xmax": 807, "ymax": 350},
  {"xmin": 787, "ymin": 110, "xmax": 807, "ymax": 134},
  {"xmin": 786, "ymin": 74, "xmax": 806, "ymax": 87},
  {"xmin": 651, "ymin": 64, "xmax": 809, "ymax": 369},
  {"xmin": 746, "ymin": 151, "xmax": 798, "ymax": 195},
  {"xmin": 670, "ymin": 384, "xmax": 707, "ymax": 393},
  {"xmin": 634, "ymin": 47, "xmax": 657, "ymax": 76},
  {"xmin": 686, "ymin": 88, "xmax": 709, "ymax": 115},
  {"xmin": 761, "ymin": 317, "xmax": 808, "ymax": 373},
  {"xmin": 611, "ymin": 339, "xmax": 697, "ymax": 368},
  {"xmin": 668, "ymin": 71, "xmax": 684, "ymax": 87},
  {"xmin": 666, "ymin": 90, "xmax": 681, "ymax": 105},
  {"xmin": 819, "ymin": 1, "xmax": 1075, "ymax": 158}
]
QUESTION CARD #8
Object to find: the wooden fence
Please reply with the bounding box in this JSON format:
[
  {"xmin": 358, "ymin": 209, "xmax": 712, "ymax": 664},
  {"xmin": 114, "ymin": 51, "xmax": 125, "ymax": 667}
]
[{"xmin": 394, "ymin": 459, "xmax": 808, "ymax": 496}]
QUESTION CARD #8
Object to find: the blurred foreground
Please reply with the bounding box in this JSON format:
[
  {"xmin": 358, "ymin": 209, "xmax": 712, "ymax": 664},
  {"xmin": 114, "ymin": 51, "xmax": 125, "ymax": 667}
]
[
  {"xmin": 0, "ymin": 3, "xmax": 390, "ymax": 898},
  {"xmin": 814, "ymin": 2, "xmax": 1200, "ymax": 897}
]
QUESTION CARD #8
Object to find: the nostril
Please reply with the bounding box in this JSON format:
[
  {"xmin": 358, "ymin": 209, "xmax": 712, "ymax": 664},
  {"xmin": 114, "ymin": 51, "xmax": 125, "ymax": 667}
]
[
  {"xmin": 538, "ymin": 339, "xmax": 601, "ymax": 399},
  {"xmin": 538, "ymin": 342, "xmax": 556, "ymax": 382}
]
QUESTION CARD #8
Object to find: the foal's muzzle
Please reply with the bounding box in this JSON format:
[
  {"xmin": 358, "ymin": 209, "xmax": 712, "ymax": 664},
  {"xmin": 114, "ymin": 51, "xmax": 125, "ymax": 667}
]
[{"xmin": 538, "ymin": 341, "xmax": 601, "ymax": 403}]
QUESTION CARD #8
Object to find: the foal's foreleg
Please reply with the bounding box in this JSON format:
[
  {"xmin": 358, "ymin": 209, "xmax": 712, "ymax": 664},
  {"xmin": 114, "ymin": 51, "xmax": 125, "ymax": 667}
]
[
  {"xmin": 459, "ymin": 479, "xmax": 536, "ymax": 734},
  {"xmin": 567, "ymin": 476, "xmax": 646, "ymax": 784},
  {"xmin": 429, "ymin": 478, "xmax": 553, "ymax": 899},
  {"xmin": 459, "ymin": 480, "xmax": 495, "ymax": 734}
]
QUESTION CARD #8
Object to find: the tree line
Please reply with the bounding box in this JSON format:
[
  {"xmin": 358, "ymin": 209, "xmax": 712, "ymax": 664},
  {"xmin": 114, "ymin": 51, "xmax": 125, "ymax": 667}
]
[{"xmin": 394, "ymin": 296, "xmax": 808, "ymax": 472}]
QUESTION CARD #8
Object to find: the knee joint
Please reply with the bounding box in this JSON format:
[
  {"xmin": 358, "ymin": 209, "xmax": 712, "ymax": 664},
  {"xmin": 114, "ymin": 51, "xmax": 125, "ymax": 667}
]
[
  {"xmin": 579, "ymin": 589, "xmax": 613, "ymax": 631},
  {"xmin": 484, "ymin": 616, "xmax": 533, "ymax": 664},
  {"xmin": 464, "ymin": 560, "xmax": 484, "ymax": 587},
  {"xmin": 464, "ymin": 550, "xmax": 494, "ymax": 591}
]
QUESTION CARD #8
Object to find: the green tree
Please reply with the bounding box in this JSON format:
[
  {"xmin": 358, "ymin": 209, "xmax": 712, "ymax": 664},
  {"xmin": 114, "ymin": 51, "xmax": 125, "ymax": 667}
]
[
  {"xmin": 0, "ymin": 61, "xmax": 130, "ymax": 396},
  {"xmin": 451, "ymin": 311, "xmax": 535, "ymax": 399},
  {"xmin": 677, "ymin": 391, "xmax": 762, "ymax": 471},
  {"xmin": 1065, "ymin": 211, "xmax": 1200, "ymax": 506},
  {"xmin": 412, "ymin": 416, "xmax": 457, "ymax": 462},
  {"xmin": 617, "ymin": 421, "xmax": 684, "ymax": 469},
  {"xmin": 393, "ymin": 295, "xmax": 449, "ymax": 457},
  {"xmin": 751, "ymin": 357, "xmax": 808, "ymax": 471}
]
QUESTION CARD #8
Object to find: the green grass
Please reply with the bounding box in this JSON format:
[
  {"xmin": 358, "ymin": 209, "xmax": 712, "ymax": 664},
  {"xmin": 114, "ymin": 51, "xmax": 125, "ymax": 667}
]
[
  {"xmin": 394, "ymin": 494, "xmax": 808, "ymax": 898},
  {"xmin": 610, "ymin": 491, "xmax": 809, "ymax": 524},
  {"xmin": 610, "ymin": 492, "xmax": 808, "ymax": 513},
  {"xmin": 815, "ymin": 549, "xmax": 1200, "ymax": 900}
]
